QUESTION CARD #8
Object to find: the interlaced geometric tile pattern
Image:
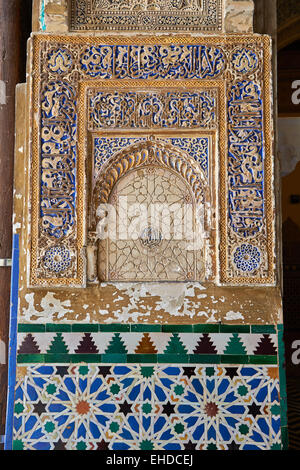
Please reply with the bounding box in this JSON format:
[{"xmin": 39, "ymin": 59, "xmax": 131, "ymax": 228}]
[
  {"xmin": 12, "ymin": 324, "xmax": 284, "ymax": 450},
  {"xmin": 13, "ymin": 363, "xmax": 281, "ymax": 450}
]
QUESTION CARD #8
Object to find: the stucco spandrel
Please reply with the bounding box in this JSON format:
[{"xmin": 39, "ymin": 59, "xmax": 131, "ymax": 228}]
[{"xmin": 19, "ymin": 282, "xmax": 282, "ymax": 325}]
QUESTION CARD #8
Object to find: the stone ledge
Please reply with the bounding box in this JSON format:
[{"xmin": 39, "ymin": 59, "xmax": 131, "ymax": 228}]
[{"xmin": 225, "ymin": 0, "xmax": 254, "ymax": 33}]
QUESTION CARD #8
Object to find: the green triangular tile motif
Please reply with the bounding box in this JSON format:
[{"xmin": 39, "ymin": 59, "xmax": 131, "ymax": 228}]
[
  {"xmin": 105, "ymin": 333, "xmax": 128, "ymax": 354},
  {"xmin": 224, "ymin": 333, "xmax": 247, "ymax": 355},
  {"xmin": 164, "ymin": 334, "xmax": 188, "ymax": 354},
  {"xmin": 47, "ymin": 333, "xmax": 69, "ymax": 354}
]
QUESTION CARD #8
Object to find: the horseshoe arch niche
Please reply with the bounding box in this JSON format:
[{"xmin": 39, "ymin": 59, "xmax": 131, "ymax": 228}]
[{"xmin": 87, "ymin": 139, "xmax": 215, "ymax": 284}]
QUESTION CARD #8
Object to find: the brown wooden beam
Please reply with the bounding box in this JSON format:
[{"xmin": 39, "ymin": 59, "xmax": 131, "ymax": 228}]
[{"xmin": 0, "ymin": 0, "xmax": 31, "ymax": 447}]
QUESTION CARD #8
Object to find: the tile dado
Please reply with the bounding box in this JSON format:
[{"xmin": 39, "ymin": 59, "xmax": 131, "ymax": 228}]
[
  {"xmin": 13, "ymin": 363, "xmax": 281, "ymax": 450},
  {"xmin": 16, "ymin": 325, "xmax": 279, "ymax": 366},
  {"xmin": 17, "ymin": 323, "xmax": 277, "ymax": 333},
  {"xmin": 17, "ymin": 327, "xmax": 279, "ymax": 364}
]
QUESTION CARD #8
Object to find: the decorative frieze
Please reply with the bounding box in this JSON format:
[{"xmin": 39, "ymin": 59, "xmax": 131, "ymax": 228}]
[
  {"xmin": 87, "ymin": 89, "xmax": 217, "ymax": 130},
  {"xmin": 70, "ymin": 0, "xmax": 223, "ymax": 33}
]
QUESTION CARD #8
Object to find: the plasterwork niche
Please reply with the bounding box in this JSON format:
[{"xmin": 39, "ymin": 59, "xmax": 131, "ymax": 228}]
[
  {"xmin": 91, "ymin": 140, "xmax": 212, "ymax": 283},
  {"xmin": 29, "ymin": 35, "xmax": 274, "ymax": 288}
]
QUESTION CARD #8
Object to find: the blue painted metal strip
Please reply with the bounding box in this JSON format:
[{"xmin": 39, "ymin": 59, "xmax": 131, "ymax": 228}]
[{"xmin": 4, "ymin": 234, "xmax": 20, "ymax": 451}]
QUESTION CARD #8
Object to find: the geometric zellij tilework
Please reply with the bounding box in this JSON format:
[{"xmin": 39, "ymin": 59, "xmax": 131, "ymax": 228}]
[{"xmin": 13, "ymin": 325, "xmax": 282, "ymax": 450}]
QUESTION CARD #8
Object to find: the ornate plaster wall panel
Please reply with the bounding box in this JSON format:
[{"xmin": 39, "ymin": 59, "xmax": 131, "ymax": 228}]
[
  {"xmin": 70, "ymin": 0, "xmax": 224, "ymax": 33},
  {"xmin": 29, "ymin": 34, "xmax": 275, "ymax": 287}
]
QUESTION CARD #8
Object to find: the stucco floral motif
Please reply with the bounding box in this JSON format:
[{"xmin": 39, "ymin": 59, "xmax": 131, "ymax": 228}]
[
  {"xmin": 233, "ymin": 244, "xmax": 261, "ymax": 273},
  {"xmin": 47, "ymin": 48, "xmax": 73, "ymax": 74},
  {"xmin": 43, "ymin": 246, "xmax": 71, "ymax": 273},
  {"xmin": 231, "ymin": 48, "xmax": 258, "ymax": 75}
]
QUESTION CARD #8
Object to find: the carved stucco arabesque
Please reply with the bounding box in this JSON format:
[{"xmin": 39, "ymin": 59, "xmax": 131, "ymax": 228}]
[
  {"xmin": 70, "ymin": 0, "xmax": 223, "ymax": 32},
  {"xmin": 37, "ymin": 0, "xmax": 255, "ymax": 34},
  {"xmin": 29, "ymin": 35, "xmax": 274, "ymax": 286}
]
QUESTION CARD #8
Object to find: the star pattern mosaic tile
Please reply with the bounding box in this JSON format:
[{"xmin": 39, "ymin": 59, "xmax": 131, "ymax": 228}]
[{"xmin": 13, "ymin": 364, "xmax": 281, "ymax": 450}]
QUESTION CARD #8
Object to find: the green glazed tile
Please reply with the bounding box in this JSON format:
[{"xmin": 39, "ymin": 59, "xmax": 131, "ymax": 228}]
[
  {"xmin": 101, "ymin": 354, "xmax": 127, "ymax": 363},
  {"xmin": 251, "ymin": 325, "xmax": 276, "ymax": 334},
  {"xmin": 72, "ymin": 324, "xmax": 98, "ymax": 332},
  {"xmin": 193, "ymin": 324, "xmax": 219, "ymax": 333},
  {"xmin": 279, "ymin": 370, "xmax": 286, "ymax": 385},
  {"xmin": 100, "ymin": 324, "xmax": 130, "ymax": 332},
  {"xmin": 281, "ymin": 426, "xmax": 289, "ymax": 450},
  {"xmin": 127, "ymin": 354, "xmax": 157, "ymax": 363},
  {"xmin": 189, "ymin": 354, "xmax": 220, "ymax": 364},
  {"xmin": 158, "ymin": 354, "xmax": 189, "ymax": 363},
  {"xmin": 13, "ymin": 440, "xmax": 24, "ymax": 451},
  {"xmin": 280, "ymin": 397, "xmax": 288, "ymax": 427},
  {"xmin": 17, "ymin": 354, "xmax": 45, "ymax": 363},
  {"xmin": 249, "ymin": 355, "xmax": 277, "ymax": 365},
  {"xmin": 131, "ymin": 324, "xmax": 162, "ymax": 332},
  {"xmin": 71, "ymin": 354, "xmax": 102, "ymax": 363},
  {"xmin": 223, "ymin": 334, "xmax": 247, "ymax": 355},
  {"xmin": 46, "ymin": 324, "xmax": 72, "ymax": 332},
  {"xmin": 280, "ymin": 380, "xmax": 287, "ymax": 400},
  {"xmin": 45, "ymin": 354, "xmax": 71, "ymax": 363},
  {"xmin": 18, "ymin": 324, "xmax": 46, "ymax": 333},
  {"xmin": 220, "ymin": 355, "xmax": 249, "ymax": 364},
  {"xmin": 220, "ymin": 325, "xmax": 250, "ymax": 333},
  {"xmin": 162, "ymin": 325, "xmax": 193, "ymax": 333}
]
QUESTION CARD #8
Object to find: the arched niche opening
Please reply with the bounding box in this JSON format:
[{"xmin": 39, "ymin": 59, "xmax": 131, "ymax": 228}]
[{"xmin": 87, "ymin": 140, "xmax": 213, "ymax": 283}]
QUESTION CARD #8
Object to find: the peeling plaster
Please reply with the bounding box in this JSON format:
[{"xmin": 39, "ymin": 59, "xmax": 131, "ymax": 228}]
[
  {"xmin": 19, "ymin": 281, "xmax": 282, "ymax": 325},
  {"xmin": 224, "ymin": 310, "xmax": 245, "ymax": 321},
  {"xmin": 23, "ymin": 292, "xmax": 74, "ymax": 322},
  {"xmin": 12, "ymin": 213, "xmax": 21, "ymax": 234}
]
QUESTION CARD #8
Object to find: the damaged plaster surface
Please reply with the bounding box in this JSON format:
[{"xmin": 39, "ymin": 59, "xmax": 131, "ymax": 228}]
[
  {"xmin": 19, "ymin": 282, "xmax": 282, "ymax": 325},
  {"xmin": 225, "ymin": 0, "xmax": 254, "ymax": 33},
  {"xmin": 37, "ymin": 0, "xmax": 68, "ymax": 32}
]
